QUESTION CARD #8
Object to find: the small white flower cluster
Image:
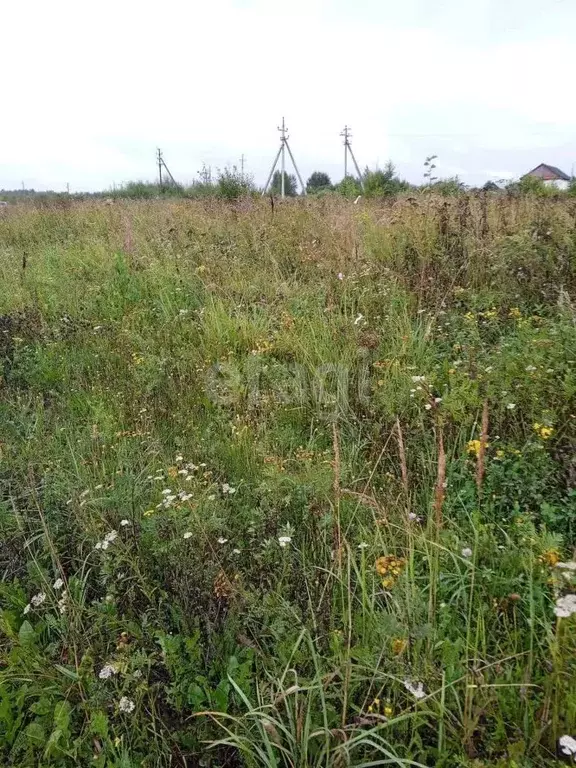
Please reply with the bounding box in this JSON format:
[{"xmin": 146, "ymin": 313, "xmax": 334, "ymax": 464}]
[
  {"xmin": 554, "ymin": 594, "xmax": 576, "ymax": 618},
  {"xmin": 183, "ymin": 531, "xmax": 193, "ymax": 540},
  {"xmin": 99, "ymin": 663, "xmax": 118, "ymax": 680},
  {"xmin": 118, "ymin": 696, "xmax": 135, "ymax": 714},
  {"xmin": 95, "ymin": 530, "xmax": 118, "ymax": 551},
  {"xmin": 404, "ymin": 680, "xmax": 426, "ymax": 700},
  {"xmin": 23, "ymin": 592, "xmax": 46, "ymax": 615},
  {"xmin": 217, "ymin": 537, "xmax": 228, "ymax": 544},
  {"xmin": 461, "ymin": 547, "xmax": 473, "ymax": 559},
  {"xmin": 278, "ymin": 536, "xmax": 292, "ymax": 548},
  {"xmin": 222, "ymin": 483, "xmax": 236, "ymax": 495},
  {"xmin": 120, "ymin": 519, "xmax": 130, "ymax": 527}
]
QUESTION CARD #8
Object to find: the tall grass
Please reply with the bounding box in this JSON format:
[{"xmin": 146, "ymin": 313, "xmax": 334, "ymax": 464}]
[{"xmin": 0, "ymin": 195, "xmax": 575, "ymax": 767}]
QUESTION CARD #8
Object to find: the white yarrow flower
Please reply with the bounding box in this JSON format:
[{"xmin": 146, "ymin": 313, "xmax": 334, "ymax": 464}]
[
  {"xmin": 357, "ymin": 542, "xmax": 369, "ymax": 550},
  {"xmin": 53, "ymin": 578, "xmax": 64, "ymax": 591},
  {"xmin": 120, "ymin": 519, "xmax": 130, "ymax": 527},
  {"xmin": 183, "ymin": 531, "xmax": 193, "ymax": 539},
  {"xmin": 217, "ymin": 537, "xmax": 228, "ymax": 544},
  {"xmin": 31, "ymin": 592, "xmax": 46, "ymax": 607},
  {"xmin": 337, "ymin": 272, "xmax": 344, "ymax": 280},
  {"xmin": 98, "ymin": 663, "xmax": 118, "ymax": 680},
  {"xmin": 104, "ymin": 530, "xmax": 118, "ymax": 543},
  {"xmin": 461, "ymin": 547, "xmax": 473, "ymax": 558},
  {"xmin": 506, "ymin": 403, "xmax": 516, "ymax": 410},
  {"xmin": 278, "ymin": 536, "xmax": 292, "ymax": 548},
  {"xmin": 404, "ymin": 680, "xmax": 426, "ymax": 700},
  {"xmin": 222, "ymin": 483, "xmax": 236, "ymax": 494},
  {"xmin": 118, "ymin": 696, "xmax": 135, "ymax": 714}
]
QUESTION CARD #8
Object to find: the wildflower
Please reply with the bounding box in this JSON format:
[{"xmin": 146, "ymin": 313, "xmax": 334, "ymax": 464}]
[
  {"xmin": 554, "ymin": 594, "xmax": 576, "ymax": 618},
  {"xmin": 392, "ymin": 638, "xmax": 407, "ymax": 655},
  {"xmin": 217, "ymin": 537, "xmax": 228, "ymax": 544},
  {"xmin": 98, "ymin": 663, "xmax": 118, "ymax": 680},
  {"xmin": 183, "ymin": 532, "xmax": 193, "ymax": 540},
  {"xmin": 207, "ymin": 494, "xmax": 216, "ymax": 501},
  {"xmin": 133, "ymin": 670, "xmax": 143, "ymax": 679},
  {"xmin": 120, "ymin": 519, "xmax": 130, "ymax": 527},
  {"xmin": 495, "ymin": 449, "xmax": 505, "ymax": 459},
  {"xmin": 31, "ymin": 592, "xmax": 46, "ymax": 607},
  {"xmin": 533, "ymin": 423, "xmax": 554, "ymax": 440},
  {"xmin": 222, "ymin": 483, "xmax": 236, "ymax": 494},
  {"xmin": 375, "ymin": 555, "xmax": 406, "ymax": 577},
  {"xmin": 408, "ymin": 512, "xmax": 418, "ymax": 521},
  {"xmin": 506, "ymin": 403, "xmax": 516, "ymax": 410},
  {"xmin": 162, "ymin": 488, "xmax": 172, "ymax": 496},
  {"xmin": 559, "ymin": 735, "xmax": 576, "ymax": 757},
  {"xmin": 466, "ymin": 440, "xmax": 483, "ymax": 457},
  {"xmin": 53, "ymin": 578, "xmax": 64, "ymax": 591},
  {"xmin": 358, "ymin": 542, "xmax": 369, "ymax": 550},
  {"xmin": 95, "ymin": 542, "xmax": 103, "ymax": 550},
  {"xmin": 232, "ymin": 548, "xmax": 241, "ymax": 555},
  {"xmin": 539, "ymin": 549, "xmax": 560, "ymax": 567},
  {"xmin": 175, "ymin": 454, "xmax": 183, "ymax": 462},
  {"xmin": 381, "ymin": 576, "xmax": 396, "ymax": 589},
  {"xmin": 58, "ymin": 593, "xmax": 68, "ymax": 614},
  {"xmin": 118, "ymin": 696, "xmax": 135, "ymax": 714},
  {"xmin": 337, "ymin": 272, "xmax": 344, "ymax": 280},
  {"xmin": 278, "ymin": 536, "xmax": 292, "ymax": 548},
  {"xmin": 461, "ymin": 547, "xmax": 473, "ymax": 558},
  {"xmin": 411, "ymin": 375, "xmax": 425, "ymax": 383},
  {"xmin": 424, "ymin": 403, "xmax": 432, "ymax": 410},
  {"xmin": 143, "ymin": 509, "xmax": 155, "ymax": 517},
  {"xmin": 104, "ymin": 530, "xmax": 118, "ymax": 544},
  {"xmin": 167, "ymin": 467, "xmax": 179, "ymax": 479},
  {"xmin": 404, "ymin": 680, "xmax": 426, "ymax": 700},
  {"xmin": 525, "ymin": 365, "xmax": 536, "ymax": 372},
  {"xmin": 384, "ymin": 704, "xmax": 393, "ymax": 718},
  {"xmin": 178, "ymin": 492, "xmax": 193, "ymax": 501}
]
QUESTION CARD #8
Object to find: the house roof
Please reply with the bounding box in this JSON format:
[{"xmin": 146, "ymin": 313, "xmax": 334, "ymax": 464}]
[{"xmin": 524, "ymin": 163, "xmax": 571, "ymax": 182}]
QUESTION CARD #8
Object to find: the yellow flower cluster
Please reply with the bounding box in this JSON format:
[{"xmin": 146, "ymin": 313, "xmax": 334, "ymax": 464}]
[
  {"xmin": 467, "ymin": 439, "xmax": 489, "ymax": 457},
  {"xmin": 376, "ymin": 555, "xmax": 406, "ymax": 589},
  {"xmin": 533, "ymin": 423, "xmax": 554, "ymax": 440},
  {"xmin": 367, "ymin": 697, "xmax": 394, "ymax": 717},
  {"xmin": 539, "ymin": 549, "xmax": 560, "ymax": 567}
]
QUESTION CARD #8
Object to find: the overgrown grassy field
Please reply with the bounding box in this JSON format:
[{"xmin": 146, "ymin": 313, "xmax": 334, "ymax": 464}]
[{"xmin": 1, "ymin": 195, "xmax": 576, "ymax": 767}]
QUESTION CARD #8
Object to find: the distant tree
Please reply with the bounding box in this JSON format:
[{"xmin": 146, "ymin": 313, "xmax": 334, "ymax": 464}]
[
  {"xmin": 335, "ymin": 176, "xmax": 362, "ymax": 199},
  {"xmin": 306, "ymin": 171, "xmax": 332, "ymax": 193},
  {"xmin": 430, "ymin": 177, "xmax": 467, "ymax": 196},
  {"xmin": 270, "ymin": 171, "xmax": 298, "ymax": 196},
  {"xmin": 363, "ymin": 161, "xmax": 409, "ymax": 198},
  {"xmin": 216, "ymin": 166, "xmax": 254, "ymax": 201}
]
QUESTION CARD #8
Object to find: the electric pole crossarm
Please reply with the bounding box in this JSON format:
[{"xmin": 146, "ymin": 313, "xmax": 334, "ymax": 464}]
[
  {"xmin": 262, "ymin": 145, "xmax": 283, "ymax": 195},
  {"xmin": 284, "ymin": 140, "xmax": 306, "ymax": 195}
]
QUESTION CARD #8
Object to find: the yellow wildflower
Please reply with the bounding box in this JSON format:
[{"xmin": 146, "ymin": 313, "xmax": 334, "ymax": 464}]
[
  {"xmin": 467, "ymin": 440, "xmax": 482, "ymax": 457},
  {"xmin": 533, "ymin": 423, "xmax": 554, "ymax": 440},
  {"xmin": 392, "ymin": 638, "xmax": 407, "ymax": 655},
  {"xmin": 495, "ymin": 449, "xmax": 505, "ymax": 459},
  {"xmin": 143, "ymin": 509, "xmax": 155, "ymax": 517},
  {"xmin": 539, "ymin": 549, "xmax": 560, "ymax": 567},
  {"xmin": 167, "ymin": 466, "xmax": 178, "ymax": 479},
  {"xmin": 384, "ymin": 704, "xmax": 393, "ymax": 718},
  {"xmin": 509, "ymin": 307, "xmax": 522, "ymax": 319}
]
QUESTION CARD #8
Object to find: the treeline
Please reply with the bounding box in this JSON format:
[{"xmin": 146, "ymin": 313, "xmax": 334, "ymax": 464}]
[{"xmin": 2, "ymin": 160, "xmax": 575, "ymax": 203}]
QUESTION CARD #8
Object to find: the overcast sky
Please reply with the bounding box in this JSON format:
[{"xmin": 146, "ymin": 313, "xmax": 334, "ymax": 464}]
[{"xmin": 2, "ymin": 0, "xmax": 575, "ymax": 191}]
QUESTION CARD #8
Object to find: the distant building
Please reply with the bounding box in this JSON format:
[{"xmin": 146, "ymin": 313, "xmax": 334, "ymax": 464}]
[{"xmin": 523, "ymin": 163, "xmax": 571, "ymax": 190}]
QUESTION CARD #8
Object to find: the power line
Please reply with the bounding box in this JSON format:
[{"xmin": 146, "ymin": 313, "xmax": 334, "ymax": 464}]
[
  {"xmin": 156, "ymin": 147, "xmax": 179, "ymax": 189},
  {"xmin": 262, "ymin": 118, "xmax": 306, "ymax": 197}
]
